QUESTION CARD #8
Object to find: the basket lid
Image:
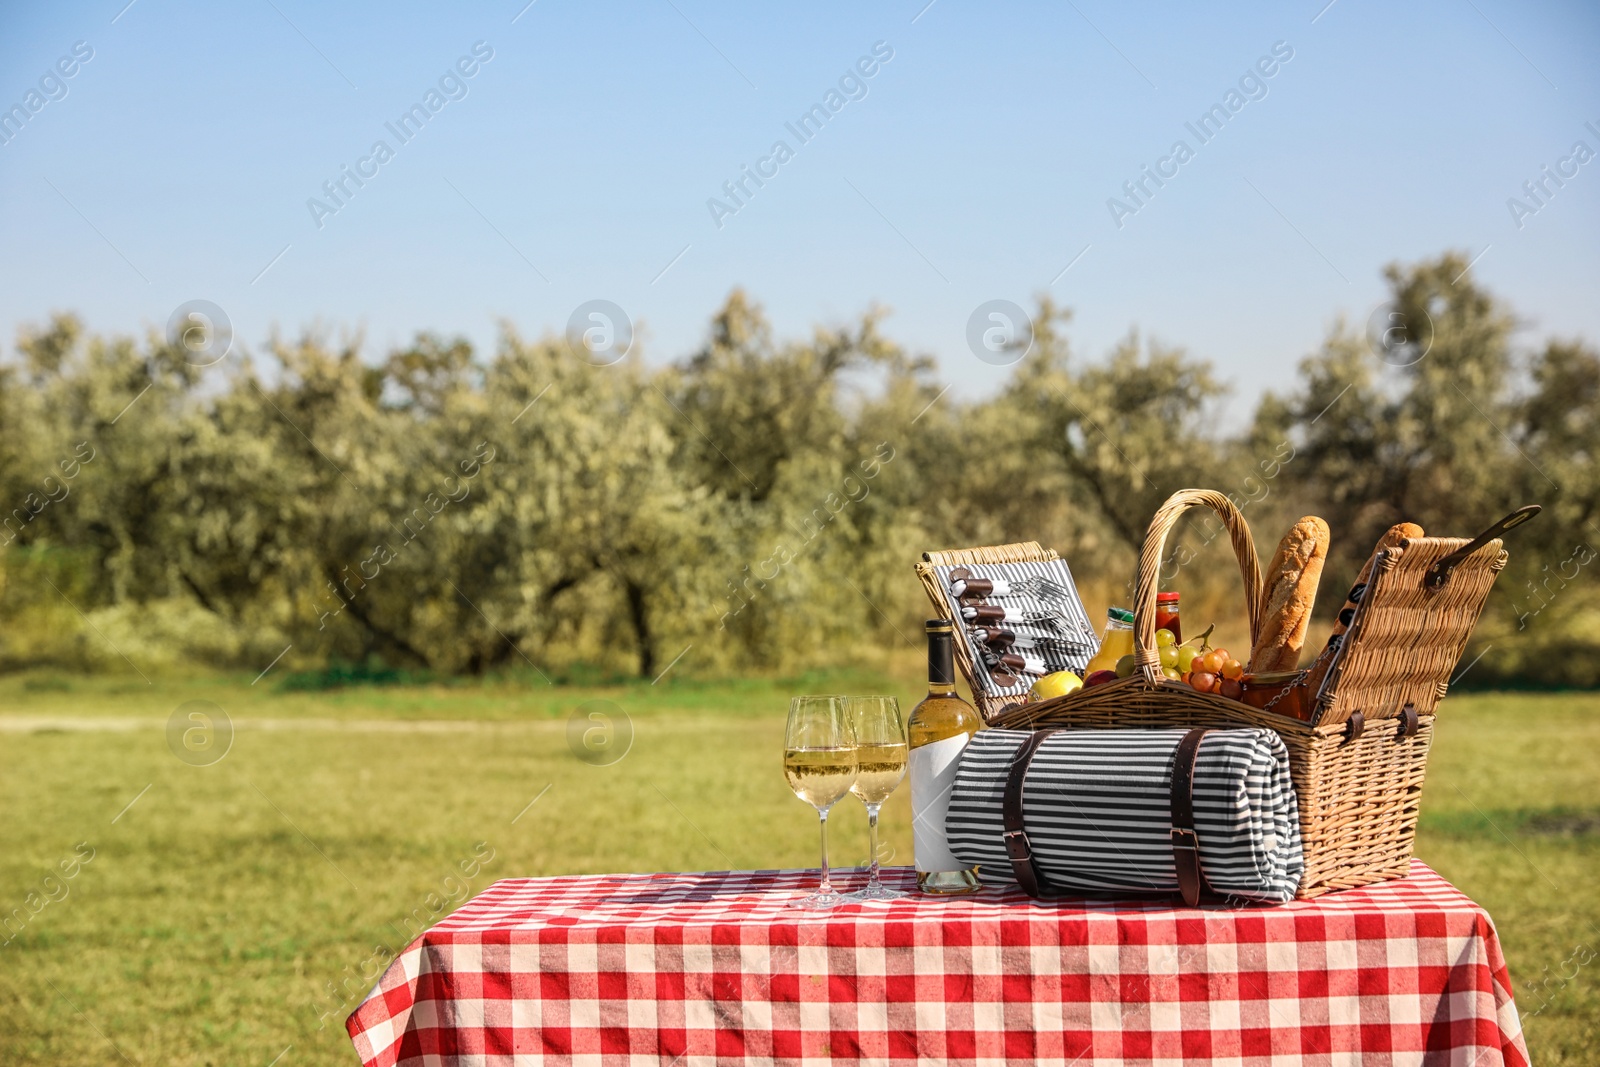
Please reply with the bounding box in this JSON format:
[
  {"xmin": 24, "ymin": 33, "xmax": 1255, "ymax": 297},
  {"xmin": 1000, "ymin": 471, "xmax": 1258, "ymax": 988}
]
[{"xmin": 1313, "ymin": 535, "xmax": 1507, "ymax": 725}]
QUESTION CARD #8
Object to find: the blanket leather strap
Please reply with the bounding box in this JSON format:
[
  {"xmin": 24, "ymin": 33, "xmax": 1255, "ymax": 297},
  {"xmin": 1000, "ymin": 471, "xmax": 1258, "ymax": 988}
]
[
  {"xmin": 1000, "ymin": 728, "xmax": 1064, "ymax": 898},
  {"xmin": 1002, "ymin": 727, "xmax": 1217, "ymax": 906},
  {"xmin": 1169, "ymin": 727, "xmax": 1213, "ymax": 907}
]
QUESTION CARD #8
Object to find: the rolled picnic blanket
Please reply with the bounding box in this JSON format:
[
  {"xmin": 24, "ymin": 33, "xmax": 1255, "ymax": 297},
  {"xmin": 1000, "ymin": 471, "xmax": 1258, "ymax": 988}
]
[{"xmin": 946, "ymin": 727, "xmax": 1304, "ymax": 903}]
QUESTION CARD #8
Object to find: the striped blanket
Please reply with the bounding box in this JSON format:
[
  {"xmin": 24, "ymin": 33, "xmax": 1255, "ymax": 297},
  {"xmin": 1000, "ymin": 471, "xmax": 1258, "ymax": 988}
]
[{"xmin": 947, "ymin": 727, "xmax": 1304, "ymax": 903}]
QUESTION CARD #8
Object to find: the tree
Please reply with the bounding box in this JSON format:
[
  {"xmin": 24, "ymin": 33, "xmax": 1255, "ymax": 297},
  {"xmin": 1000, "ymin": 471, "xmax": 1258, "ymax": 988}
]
[
  {"xmin": 1261, "ymin": 253, "xmax": 1520, "ymax": 575},
  {"xmin": 2, "ymin": 258, "xmax": 1596, "ymax": 684}
]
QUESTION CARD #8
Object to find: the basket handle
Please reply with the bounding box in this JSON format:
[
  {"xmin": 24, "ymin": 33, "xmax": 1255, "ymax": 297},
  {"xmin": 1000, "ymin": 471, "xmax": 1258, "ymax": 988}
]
[{"xmin": 1133, "ymin": 489, "xmax": 1264, "ymax": 684}]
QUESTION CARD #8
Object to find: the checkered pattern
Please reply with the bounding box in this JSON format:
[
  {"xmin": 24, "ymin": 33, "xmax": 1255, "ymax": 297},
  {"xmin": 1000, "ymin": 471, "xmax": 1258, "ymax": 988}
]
[{"xmin": 347, "ymin": 860, "xmax": 1528, "ymax": 1067}]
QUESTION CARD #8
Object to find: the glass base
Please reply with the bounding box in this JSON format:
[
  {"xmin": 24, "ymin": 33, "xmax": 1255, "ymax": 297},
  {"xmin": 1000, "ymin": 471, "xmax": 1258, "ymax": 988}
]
[
  {"xmin": 846, "ymin": 882, "xmax": 907, "ymax": 902},
  {"xmin": 788, "ymin": 889, "xmax": 850, "ymax": 910},
  {"xmin": 917, "ymin": 868, "xmax": 983, "ymax": 895}
]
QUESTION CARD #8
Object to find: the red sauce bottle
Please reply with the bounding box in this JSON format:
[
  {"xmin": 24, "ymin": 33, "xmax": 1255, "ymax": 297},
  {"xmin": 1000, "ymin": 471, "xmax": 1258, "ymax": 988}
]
[{"xmin": 1155, "ymin": 591, "xmax": 1181, "ymax": 643}]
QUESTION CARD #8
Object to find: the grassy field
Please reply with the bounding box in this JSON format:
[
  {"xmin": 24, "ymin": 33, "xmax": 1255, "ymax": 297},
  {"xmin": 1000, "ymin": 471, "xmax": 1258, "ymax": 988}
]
[{"xmin": 0, "ymin": 670, "xmax": 1595, "ymax": 1065}]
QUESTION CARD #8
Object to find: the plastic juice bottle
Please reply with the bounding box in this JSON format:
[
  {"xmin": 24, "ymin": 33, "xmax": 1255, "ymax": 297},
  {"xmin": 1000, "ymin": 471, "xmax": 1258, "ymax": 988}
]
[{"xmin": 1083, "ymin": 607, "xmax": 1136, "ymax": 676}]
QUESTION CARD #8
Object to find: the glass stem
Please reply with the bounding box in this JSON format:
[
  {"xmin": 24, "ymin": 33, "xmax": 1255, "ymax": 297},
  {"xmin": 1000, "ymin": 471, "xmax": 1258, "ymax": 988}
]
[
  {"xmin": 818, "ymin": 809, "xmax": 832, "ymax": 895},
  {"xmin": 866, "ymin": 803, "xmax": 882, "ymax": 889}
]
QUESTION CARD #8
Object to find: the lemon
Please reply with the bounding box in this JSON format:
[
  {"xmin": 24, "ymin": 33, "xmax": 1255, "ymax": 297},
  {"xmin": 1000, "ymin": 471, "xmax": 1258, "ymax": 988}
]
[{"xmin": 1029, "ymin": 670, "xmax": 1082, "ymax": 701}]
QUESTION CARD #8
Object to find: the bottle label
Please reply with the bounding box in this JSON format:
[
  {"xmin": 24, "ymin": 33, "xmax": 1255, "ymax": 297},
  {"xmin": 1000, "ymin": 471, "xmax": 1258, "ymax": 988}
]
[{"xmin": 909, "ymin": 732, "xmax": 970, "ymax": 873}]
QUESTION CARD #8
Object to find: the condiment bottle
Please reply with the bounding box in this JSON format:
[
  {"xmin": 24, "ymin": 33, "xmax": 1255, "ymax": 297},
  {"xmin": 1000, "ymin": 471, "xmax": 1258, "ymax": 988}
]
[
  {"xmin": 1155, "ymin": 591, "xmax": 1181, "ymax": 643},
  {"xmin": 1083, "ymin": 607, "xmax": 1136, "ymax": 676},
  {"xmin": 907, "ymin": 619, "xmax": 983, "ymax": 894}
]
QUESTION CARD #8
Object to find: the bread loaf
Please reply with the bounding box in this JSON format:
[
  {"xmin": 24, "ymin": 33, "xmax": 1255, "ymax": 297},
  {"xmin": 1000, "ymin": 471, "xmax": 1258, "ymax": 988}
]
[
  {"xmin": 1302, "ymin": 521, "xmax": 1424, "ymax": 695},
  {"xmin": 1248, "ymin": 516, "xmax": 1331, "ymax": 673}
]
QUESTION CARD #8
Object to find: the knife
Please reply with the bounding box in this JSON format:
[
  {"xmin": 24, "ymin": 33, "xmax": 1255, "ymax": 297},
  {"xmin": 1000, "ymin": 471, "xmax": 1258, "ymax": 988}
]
[
  {"xmin": 971, "ymin": 626, "xmax": 1091, "ymax": 653},
  {"xmin": 1424, "ymin": 505, "xmax": 1541, "ymax": 589},
  {"xmin": 1001, "ymin": 652, "xmax": 1072, "ymax": 677},
  {"xmin": 980, "ymin": 647, "xmax": 1071, "ymax": 677},
  {"xmin": 947, "ymin": 568, "xmax": 1075, "ymax": 604},
  {"xmin": 960, "ymin": 604, "xmax": 1065, "ymax": 631}
]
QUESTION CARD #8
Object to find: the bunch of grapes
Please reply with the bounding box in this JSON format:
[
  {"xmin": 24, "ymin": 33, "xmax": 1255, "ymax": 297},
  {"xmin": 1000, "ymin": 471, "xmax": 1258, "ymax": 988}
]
[
  {"xmin": 1113, "ymin": 626, "xmax": 1246, "ymax": 699},
  {"xmin": 1175, "ymin": 635, "xmax": 1245, "ymax": 698}
]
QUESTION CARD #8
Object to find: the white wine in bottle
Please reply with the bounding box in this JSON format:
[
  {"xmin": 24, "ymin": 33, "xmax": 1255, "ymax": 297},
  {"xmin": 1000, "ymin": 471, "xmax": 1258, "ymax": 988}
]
[{"xmin": 907, "ymin": 618, "xmax": 983, "ymax": 894}]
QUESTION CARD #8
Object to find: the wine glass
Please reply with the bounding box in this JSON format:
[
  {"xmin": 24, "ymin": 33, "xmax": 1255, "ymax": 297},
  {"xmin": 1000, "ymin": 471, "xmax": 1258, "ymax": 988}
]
[
  {"xmin": 783, "ymin": 696, "xmax": 857, "ymax": 910},
  {"xmin": 843, "ymin": 696, "xmax": 909, "ymax": 902}
]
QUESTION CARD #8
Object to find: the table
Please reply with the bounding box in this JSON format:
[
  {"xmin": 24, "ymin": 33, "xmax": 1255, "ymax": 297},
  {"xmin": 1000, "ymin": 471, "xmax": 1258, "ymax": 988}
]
[{"xmin": 346, "ymin": 860, "xmax": 1528, "ymax": 1066}]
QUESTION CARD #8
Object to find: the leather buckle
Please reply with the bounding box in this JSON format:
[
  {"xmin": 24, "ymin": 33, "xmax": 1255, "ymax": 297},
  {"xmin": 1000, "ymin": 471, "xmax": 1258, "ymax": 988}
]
[
  {"xmin": 1169, "ymin": 827, "xmax": 1198, "ymax": 853},
  {"xmin": 1003, "ymin": 828, "xmax": 1032, "ymax": 862},
  {"xmin": 1397, "ymin": 702, "xmax": 1420, "ymax": 740},
  {"xmin": 1344, "ymin": 710, "xmax": 1365, "ymax": 744}
]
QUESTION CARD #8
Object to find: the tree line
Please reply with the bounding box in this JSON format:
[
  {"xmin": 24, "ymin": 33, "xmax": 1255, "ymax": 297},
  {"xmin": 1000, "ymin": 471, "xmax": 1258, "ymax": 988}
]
[{"xmin": 2, "ymin": 251, "xmax": 1595, "ymax": 686}]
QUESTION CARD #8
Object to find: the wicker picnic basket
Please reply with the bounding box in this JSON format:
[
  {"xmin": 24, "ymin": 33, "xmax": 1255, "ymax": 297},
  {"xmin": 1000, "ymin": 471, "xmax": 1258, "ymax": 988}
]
[{"xmin": 916, "ymin": 488, "xmax": 1511, "ymax": 899}]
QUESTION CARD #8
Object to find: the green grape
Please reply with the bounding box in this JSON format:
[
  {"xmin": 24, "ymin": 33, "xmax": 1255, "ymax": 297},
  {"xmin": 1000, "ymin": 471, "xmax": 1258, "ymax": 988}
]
[
  {"xmin": 1176, "ymin": 646, "xmax": 1198, "ymax": 673},
  {"xmin": 1161, "ymin": 666, "xmax": 1182, "ymax": 680},
  {"xmin": 1155, "ymin": 629, "xmax": 1177, "ymax": 647},
  {"xmin": 1158, "ymin": 645, "xmax": 1179, "ymax": 669}
]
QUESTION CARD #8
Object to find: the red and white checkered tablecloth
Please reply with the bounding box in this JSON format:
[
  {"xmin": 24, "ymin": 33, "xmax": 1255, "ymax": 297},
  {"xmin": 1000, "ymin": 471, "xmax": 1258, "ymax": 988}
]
[{"xmin": 346, "ymin": 859, "xmax": 1528, "ymax": 1067}]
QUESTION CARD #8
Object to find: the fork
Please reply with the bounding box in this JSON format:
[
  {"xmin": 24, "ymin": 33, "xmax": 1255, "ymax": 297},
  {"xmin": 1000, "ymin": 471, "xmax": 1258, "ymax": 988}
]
[
  {"xmin": 949, "ymin": 572, "xmax": 1075, "ymax": 604},
  {"xmin": 960, "ymin": 604, "xmax": 1069, "ymax": 633}
]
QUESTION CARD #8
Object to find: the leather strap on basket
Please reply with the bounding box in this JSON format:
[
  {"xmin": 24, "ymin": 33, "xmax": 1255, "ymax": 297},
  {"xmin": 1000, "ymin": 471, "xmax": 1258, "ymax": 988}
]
[
  {"xmin": 1001, "ymin": 728, "xmax": 1064, "ymax": 898},
  {"xmin": 1169, "ymin": 728, "xmax": 1213, "ymax": 907},
  {"xmin": 1002, "ymin": 727, "xmax": 1217, "ymax": 906}
]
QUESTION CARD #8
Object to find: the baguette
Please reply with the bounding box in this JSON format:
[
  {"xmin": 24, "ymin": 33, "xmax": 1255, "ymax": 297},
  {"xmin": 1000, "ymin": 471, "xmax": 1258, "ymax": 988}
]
[
  {"xmin": 1302, "ymin": 521, "xmax": 1424, "ymax": 695},
  {"xmin": 1248, "ymin": 516, "xmax": 1331, "ymax": 673}
]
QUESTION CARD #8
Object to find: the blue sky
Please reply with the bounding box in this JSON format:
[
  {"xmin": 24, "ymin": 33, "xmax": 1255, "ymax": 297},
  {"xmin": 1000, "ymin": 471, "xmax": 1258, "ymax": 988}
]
[{"xmin": 1, "ymin": 1, "xmax": 1596, "ymax": 421}]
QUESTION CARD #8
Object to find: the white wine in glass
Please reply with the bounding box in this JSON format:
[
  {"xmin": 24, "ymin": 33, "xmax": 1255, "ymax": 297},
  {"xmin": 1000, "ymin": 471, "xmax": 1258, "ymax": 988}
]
[
  {"xmin": 844, "ymin": 696, "xmax": 908, "ymax": 902},
  {"xmin": 784, "ymin": 747, "xmax": 858, "ymax": 808},
  {"xmin": 783, "ymin": 696, "xmax": 857, "ymax": 910}
]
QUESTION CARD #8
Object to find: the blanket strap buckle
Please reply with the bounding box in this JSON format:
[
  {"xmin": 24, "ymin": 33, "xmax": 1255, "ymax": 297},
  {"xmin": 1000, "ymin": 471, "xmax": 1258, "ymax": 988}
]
[
  {"xmin": 1169, "ymin": 728, "xmax": 1213, "ymax": 908},
  {"xmin": 1002, "ymin": 728, "xmax": 1064, "ymax": 898}
]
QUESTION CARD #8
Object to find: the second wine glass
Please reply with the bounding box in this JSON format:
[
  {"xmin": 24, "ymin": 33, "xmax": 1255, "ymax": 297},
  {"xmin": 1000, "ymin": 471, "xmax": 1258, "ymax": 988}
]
[{"xmin": 844, "ymin": 695, "xmax": 909, "ymax": 902}]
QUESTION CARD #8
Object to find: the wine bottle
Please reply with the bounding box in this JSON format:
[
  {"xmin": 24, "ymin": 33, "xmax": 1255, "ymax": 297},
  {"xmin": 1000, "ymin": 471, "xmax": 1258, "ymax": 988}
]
[{"xmin": 907, "ymin": 619, "xmax": 983, "ymax": 894}]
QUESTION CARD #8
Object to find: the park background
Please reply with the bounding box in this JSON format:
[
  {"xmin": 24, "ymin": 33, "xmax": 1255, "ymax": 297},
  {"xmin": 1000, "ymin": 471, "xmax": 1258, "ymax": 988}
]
[{"xmin": 3, "ymin": 1, "xmax": 1599, "ymax": 1064}]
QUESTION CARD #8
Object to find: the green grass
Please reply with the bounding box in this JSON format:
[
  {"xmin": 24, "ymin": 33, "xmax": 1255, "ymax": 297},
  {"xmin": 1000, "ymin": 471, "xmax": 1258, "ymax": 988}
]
[{"xmin": 0, "ymin": 674, "xmax": 1595, "ymax": 1065}]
